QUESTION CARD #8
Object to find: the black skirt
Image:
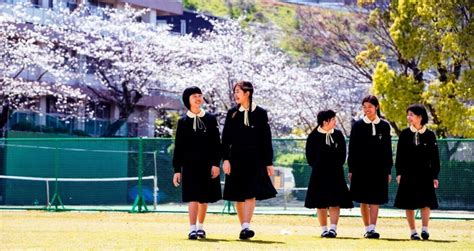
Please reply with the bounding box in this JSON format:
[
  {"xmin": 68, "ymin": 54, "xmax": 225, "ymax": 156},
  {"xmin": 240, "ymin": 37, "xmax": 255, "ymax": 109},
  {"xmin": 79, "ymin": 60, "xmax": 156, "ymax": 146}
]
[
  {"xmin": 223, "ymin": 151, "xmax": 277, "ymax": 202},
  {"xmin": 394, "ymin": 171, "xmax": 438, "ymax": 209},
  {"xmin": 181, "ymin": 160, "xmax": 222, "ymax": 203},
  {"xmin": 305, "ymin": 166, "xmax": 353, "ymax": 209}
]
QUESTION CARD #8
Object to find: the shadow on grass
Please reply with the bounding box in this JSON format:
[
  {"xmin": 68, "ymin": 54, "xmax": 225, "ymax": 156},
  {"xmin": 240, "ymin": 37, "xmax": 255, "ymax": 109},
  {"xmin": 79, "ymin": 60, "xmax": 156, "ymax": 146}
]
[
  {"xmin": 379, "ymin": 238, "xmax": 456, "ymax": 243},
  {"xmin": 196, "ymin": 238, "xmax": 231, "ymax": 243},
  {"xmin": 196, "ymin": 238, "xmax": 285, "ymax": 244},
  {"xmin": 237, "ymin": 239, "xmax": 286, "ymax": 244},
  {"xmin": 318, "ymin": 237, "xmax": 456, "ymax": 243}
]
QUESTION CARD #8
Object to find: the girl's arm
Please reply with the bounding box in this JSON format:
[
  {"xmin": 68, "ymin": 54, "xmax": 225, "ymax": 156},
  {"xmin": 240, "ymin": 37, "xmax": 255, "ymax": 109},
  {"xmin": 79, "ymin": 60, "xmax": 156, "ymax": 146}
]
[
  {"xmin": 221, "ymin": 110, "xmax": 233, "ymax": 161},
  {"xmin": 262, "ymin": 110, "xmax": 273, "ymax": 166},
  {"xmin": 210, "ymin": 116, "xmax": 222, "ymax": 167},
  {"xmin": 172, "ymin": 119, "xmax": 184, "ymax": 174}
]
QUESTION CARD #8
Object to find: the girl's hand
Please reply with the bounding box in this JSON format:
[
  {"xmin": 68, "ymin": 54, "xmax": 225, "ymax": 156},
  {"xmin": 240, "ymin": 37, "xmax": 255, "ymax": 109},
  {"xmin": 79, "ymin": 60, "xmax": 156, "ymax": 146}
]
[
  {"xmin": 223, "ymin": 160, "xmax": 231, "ymax": 175},
  {"xmin": 434, "ymin": 179, "xmax": 439, "ymax": 188},
  {"xmin": 396, "ymin": 175, "xmax": 401, "ymax": 185},
  {"xmin": 173, "ymin": 173, "xmax": 181, "ymax": 187},
  {"xmin": 211, "ymin": 166, "xmax": 220, "ymax": 178},
  {"xmin": 388, "ymin": 174, "xmax": 392, "ymax": 184},
  {"xmin": 348, "ymin": 173, "xmax": 352, "ymax": 181},
  {"xmin": 267, "ymin": 165, "xmax": 274, "ymax": 176}
]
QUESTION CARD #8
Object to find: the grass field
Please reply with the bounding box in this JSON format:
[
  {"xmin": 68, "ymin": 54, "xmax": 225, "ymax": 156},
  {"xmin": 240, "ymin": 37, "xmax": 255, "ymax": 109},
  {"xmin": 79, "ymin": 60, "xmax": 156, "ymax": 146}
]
[{"xmin": 2, "ymin": 211, "xmax": 473, "ymax": 250}]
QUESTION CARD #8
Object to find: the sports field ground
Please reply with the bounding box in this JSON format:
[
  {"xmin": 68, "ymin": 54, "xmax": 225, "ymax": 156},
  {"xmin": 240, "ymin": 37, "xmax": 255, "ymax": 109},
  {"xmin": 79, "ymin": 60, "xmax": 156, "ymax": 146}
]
[{"xmin": 2, "ymin": 210, "xmax": 473, "ymax": 250}]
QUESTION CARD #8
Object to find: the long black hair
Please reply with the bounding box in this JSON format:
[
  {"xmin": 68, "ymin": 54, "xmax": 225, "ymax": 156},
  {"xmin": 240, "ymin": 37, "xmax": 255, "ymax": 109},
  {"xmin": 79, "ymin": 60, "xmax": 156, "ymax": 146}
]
[
  {"xmin": 233, "ymin": 80, "xmax": 254, "ymax": 110},
  {"xmin": 362, "ymin": 95, "xmax": 381, "ymax": 117}
]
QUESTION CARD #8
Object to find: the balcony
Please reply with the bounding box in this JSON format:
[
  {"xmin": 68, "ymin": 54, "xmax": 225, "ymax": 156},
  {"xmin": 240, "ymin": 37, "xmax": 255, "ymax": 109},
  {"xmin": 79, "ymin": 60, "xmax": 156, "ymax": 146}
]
[{"xmin": 119, "ymin": 0, "xmax": 182, "ymax": 15}]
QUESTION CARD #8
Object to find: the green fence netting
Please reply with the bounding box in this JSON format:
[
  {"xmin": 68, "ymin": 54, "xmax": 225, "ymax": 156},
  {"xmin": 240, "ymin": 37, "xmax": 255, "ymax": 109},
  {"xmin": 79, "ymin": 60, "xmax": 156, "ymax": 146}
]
[{"xmin": 0, "ymin": 135, "xmax": 472, "ymax": 212}]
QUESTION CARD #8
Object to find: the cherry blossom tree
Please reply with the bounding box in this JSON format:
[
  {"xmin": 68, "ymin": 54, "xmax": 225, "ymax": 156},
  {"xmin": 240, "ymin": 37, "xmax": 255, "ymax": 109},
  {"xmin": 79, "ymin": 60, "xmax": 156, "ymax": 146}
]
[
  {"xmin": 1, "ymin": 3, "xmax": 363, "ymax": 137},
  {"xmin": 0, "ymin": 6, "xmax": 87, "ymax": 131}
]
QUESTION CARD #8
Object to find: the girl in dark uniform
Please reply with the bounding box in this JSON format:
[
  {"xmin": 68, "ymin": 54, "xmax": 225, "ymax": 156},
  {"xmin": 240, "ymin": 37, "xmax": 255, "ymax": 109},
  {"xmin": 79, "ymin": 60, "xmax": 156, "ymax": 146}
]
[
  {"xmin": 172, "ymin": 86, "xmax": 222, "ymax": 240},
  {"xmin": 348, "ymin": 95, "xmax": 392, "ymax": 239},
  {"xmin": 305, "ymin": 110, "xmax": 353, "ymax": 238},
  {"xmin": 394, "ymin": 104, "xmax": 440, "ymax": 240},
  {"xmin": 222, "ymin": 81, "xmax": 277, "ymax": 240}
]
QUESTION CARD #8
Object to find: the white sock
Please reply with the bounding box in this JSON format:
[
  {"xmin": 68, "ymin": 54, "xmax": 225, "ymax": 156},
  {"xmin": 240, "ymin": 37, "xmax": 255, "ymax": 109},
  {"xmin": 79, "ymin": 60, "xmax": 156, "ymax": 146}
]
[
  {"xmin": 321, "ymin": 226, "xmax": 328, "ymax": 232},
  {"xmin": 368, "ymin": 224, "xmax": 375, "ymax": 232},
  {"xmin": 197, "ymin": 223, "xmax": 204, "ymax": 230},
  {"xmin": 365, "ymin": 226, "xmax": 370, "ymax": 232},
  {"xmin": 190, "ymin": 224, "xmax": 197, "ymax": 232},
  {"xmin": 411, "ymin": 229, "xmax": 417, "ymax": 235},
  {"xmin": 242, "ymin": 222, "xmax": 250, "ymax": 230},
  {"xmin": 330, "ymin": 224, "xmax": 337, "ymax": 231},
  {"xmin": 422, "ymin": 226, "xmax": 428, "ymax": 232}
]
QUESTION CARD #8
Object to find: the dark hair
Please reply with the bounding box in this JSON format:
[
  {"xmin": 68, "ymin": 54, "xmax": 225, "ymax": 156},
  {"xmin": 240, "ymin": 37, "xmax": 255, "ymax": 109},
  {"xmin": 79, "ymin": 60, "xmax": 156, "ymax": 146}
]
[
  {"xmin": 233, "ymin": 81, "xmax": 254, "ymax": 112},
  {"xmin": 182, "ymin": 86, "xmax": 202, "ymax": 110},
  {"xmin": 407, "ymin": 104, "xmax": 429, "ymax": 125},
  {"xmin": 362, "ymin": 95, "xmax": 381, "ymax": 117},
  {"xmin": 317, "ymin": 110, "xmax": 336, "ymax": 127}
]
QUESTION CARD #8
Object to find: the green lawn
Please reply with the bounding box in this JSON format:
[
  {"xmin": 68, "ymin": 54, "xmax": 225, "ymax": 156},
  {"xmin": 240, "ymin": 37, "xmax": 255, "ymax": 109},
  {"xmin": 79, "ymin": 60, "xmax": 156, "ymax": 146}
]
[{"xmin": 2, "ymin": 211, "xmax": 473, "ymax": 249}]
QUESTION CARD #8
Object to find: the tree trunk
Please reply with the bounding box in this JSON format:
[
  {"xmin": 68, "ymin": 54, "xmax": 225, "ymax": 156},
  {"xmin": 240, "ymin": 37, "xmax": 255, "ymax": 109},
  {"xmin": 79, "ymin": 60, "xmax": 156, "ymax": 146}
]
[
  {"xmin": 0, "ymin": 105, "xmax": 10, "ymax": 131},
  {"xmin": 102, "ymin": 118, "xmax": 128, "ymax": 137}
]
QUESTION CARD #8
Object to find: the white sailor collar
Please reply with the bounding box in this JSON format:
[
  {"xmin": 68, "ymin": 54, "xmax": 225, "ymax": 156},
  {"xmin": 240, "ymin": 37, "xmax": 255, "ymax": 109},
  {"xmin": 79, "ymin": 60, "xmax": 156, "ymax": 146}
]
[
  {"xmin": 238, "ymin": 103, "xmax": 257, "ymax": 112},
  {"xmin": 409, "ymin": 125, "xmax": 427, "ymax": 134},
  {"xmin": 186, "ymin": 109, "xmax": 206, "ymax": 118},
  {"xmin": 363, "ymin": 115, "xmax": 381, "ymax": 124}
]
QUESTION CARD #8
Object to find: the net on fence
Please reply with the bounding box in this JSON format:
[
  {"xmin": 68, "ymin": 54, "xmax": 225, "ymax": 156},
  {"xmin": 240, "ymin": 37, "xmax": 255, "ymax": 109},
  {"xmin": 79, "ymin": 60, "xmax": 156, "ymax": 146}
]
[{"xmin": 0, "ymin": 136, "xmax": 472, "ymax": 211}]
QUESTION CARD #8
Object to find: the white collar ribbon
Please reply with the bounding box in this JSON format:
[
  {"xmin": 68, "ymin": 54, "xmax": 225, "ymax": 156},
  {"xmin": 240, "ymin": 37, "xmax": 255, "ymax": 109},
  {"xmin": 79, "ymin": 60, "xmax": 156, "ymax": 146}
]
[
  {"xmin": 238, "ymin": 103, "xmax": 257, "ymax": 126},
  {"xmin": 363, "ymin": 115, "xmax": 381, "ymax": 136},
  {"xmin": 317, "ymin": 126, "xmax": 334, "ymax": 146},
  {"xmin": 186, "ymin": 109, "xmax": 206, "ymax": 131},
  {"xmin": 409, "ymin": 125, "xmax": 426, "ymax": 145}
]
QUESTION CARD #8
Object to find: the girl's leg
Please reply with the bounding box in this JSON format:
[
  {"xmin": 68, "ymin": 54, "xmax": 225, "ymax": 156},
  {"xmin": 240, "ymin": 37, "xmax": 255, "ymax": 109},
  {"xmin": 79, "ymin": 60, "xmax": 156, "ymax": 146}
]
[
  {"xmin": 328, "ymin": 207, "xmax": 340, "ymax": 227},
  {"xmin": 197, "ymin": 203, "xmax": 208, "ymax": 225},
  {"xmin": 317, "ymin": 208, "xmax": 328, "ymax": 229},
  {"xmin": 421, "ymin": 207, "xmax": 430, "ymax": 228},
  {"xmin": 368, "ymin": 204, "xmax": 379, "ymax": 226},
  {"xmin": 420, "ymin": 207, "xmax": 430, "ymax": 240},
  {"xmin": 360, "ymin": 203, "xmax": 370, "ymax": 228},
  {"xmin": 235, "ymin": 202, "xmax": 245, "ymax": 225},
  {"xmin": 188, "ymin": 202, "xmax": 199, "ymax": 239},
  {"xmin": 243, "ymin": 198, "xmax": 256, "ymax": 224},
  {"xmin": 406, "ymin": 210, "xmax": 416, "ymax": 231},
  {"xmin": 188, "ymin": 202, "xmax": 198, "ymax": 225}
]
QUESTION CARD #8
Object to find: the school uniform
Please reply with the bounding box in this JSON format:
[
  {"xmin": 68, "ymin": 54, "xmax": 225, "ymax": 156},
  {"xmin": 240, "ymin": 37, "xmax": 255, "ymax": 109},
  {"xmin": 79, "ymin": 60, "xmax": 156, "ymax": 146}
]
[
  {"xmin": 348, "ymin": 116, "xmax": 393, "ymax": 204},
  {"xmin": 394, "ymin": 126, "xmax": 440, "ymax": 209},
  {"xmin": 304, "ymin": 127, "xmax": 353, "ymax": 209},
  {"xmin": 222, "ymin": 104, "xmax": 277, "ymax": 202},
  {"xmin": 172, "ymin": 110, "xmax": 222, "ymax": 203}
]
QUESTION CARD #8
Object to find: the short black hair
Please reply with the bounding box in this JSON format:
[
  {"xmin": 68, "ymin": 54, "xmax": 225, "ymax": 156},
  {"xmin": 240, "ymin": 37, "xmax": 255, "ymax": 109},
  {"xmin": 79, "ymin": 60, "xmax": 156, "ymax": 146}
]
[
  {"xmin": 317, "ymin": 110, "xmax": 336, "ymax": 127},
  {"xmin": 407, "ymin": 104, "xmax": 429, "ymax": 125},
  {"xmin": 182, "ymin": 86, "xmax": 202, "ymax": 110}
]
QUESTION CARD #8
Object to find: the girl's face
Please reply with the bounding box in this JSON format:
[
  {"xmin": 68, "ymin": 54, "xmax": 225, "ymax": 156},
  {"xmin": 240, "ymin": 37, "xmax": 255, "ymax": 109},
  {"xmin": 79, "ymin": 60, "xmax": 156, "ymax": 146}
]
[
  {"xmin": 407, "ymin": 111, "xmax": 422, "ymax": 127},
  {"xmin": 363, "ymin": 102, "xmax": 378, "ymax": 118},
  {"xmin": 323, "ymin": 117, "xmax": 337, "ymax": 130},
  {"xmin": 189, "ymin": 93, "xmax": 203, "ymax": 110},
  {"xmin": 234, "ymin": 86, "xmax": 249, "ymax": 105}
]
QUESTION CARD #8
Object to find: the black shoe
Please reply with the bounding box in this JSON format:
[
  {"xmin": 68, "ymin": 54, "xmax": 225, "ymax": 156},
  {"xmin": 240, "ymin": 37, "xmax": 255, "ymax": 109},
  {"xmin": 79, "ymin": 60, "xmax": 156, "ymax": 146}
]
[
  {"xmin": 327, "ymin": 229, "xmax": 337, "ymax": 238},
  {"xmin": 239, "ymin": 228, "xmax": 255, "ymax": 240},
  {"xmin": 197, "ymin": 229, "xmax": 206, "ymax": 239},
  {"xmin": 321, "ymin": 230, "xmax": 329, "ymax": 238},
  {"xmin": 364, "ymin": 230, "xmax": 380, "ymax": 239},
  {"xmin": 410, "ymin": 233, "xmax": 421, "ymax": 240},
  {"xmin": 421, "ymin": 231, "xmax": 429, "ymax": 240},
  {"xmin": 188, "ymin": 231, "xmax": 197, "ymax": 240}
]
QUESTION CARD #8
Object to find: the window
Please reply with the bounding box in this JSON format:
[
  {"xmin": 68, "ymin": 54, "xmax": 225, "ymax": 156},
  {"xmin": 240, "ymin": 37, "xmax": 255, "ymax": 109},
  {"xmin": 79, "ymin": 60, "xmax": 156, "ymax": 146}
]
[
  {"xmin": 180, "ymin": 19, "xmax": 186, "ymax": 35},
  {"xmin": 89, "ymin": 102, "xmax": 111, "ymax": 120}
]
